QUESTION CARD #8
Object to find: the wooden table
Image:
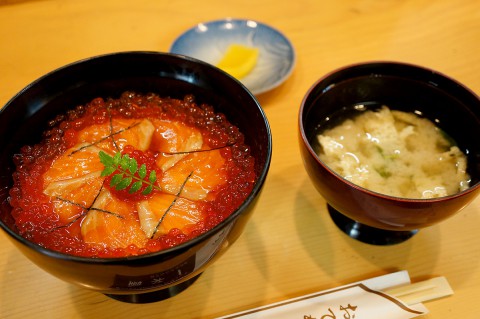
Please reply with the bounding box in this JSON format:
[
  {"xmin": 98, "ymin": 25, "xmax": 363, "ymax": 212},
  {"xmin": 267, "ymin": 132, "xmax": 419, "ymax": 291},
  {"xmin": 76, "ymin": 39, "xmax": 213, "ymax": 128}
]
[{"xmin": 1, "ymin": 0, "xmax": 479, "ymax": 318}]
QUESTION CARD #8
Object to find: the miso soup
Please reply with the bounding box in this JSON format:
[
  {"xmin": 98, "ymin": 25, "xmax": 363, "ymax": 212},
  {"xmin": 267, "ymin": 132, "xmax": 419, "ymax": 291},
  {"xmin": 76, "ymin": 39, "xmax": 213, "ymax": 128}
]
[{"xmin": 316, "ymin": 105, "xmax": 470, "ymax": 199}]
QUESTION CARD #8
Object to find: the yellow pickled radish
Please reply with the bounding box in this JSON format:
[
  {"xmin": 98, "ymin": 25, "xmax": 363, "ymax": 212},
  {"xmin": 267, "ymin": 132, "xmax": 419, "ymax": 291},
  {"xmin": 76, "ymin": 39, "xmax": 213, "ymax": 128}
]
[{"xmin": 216, "ymin": 44, "xmax": 259, "ymax": 79}]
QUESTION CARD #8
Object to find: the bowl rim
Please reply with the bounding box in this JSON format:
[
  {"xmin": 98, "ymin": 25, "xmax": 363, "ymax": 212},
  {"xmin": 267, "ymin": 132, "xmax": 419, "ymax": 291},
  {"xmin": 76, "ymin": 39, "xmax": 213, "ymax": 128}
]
[
  {"xmin": 0, "ymin": 50, "xmax": 273, "ymax": 263},
  {"xmin": 299, "ymin": 60, "xmax": 480, "ymax": 203}
]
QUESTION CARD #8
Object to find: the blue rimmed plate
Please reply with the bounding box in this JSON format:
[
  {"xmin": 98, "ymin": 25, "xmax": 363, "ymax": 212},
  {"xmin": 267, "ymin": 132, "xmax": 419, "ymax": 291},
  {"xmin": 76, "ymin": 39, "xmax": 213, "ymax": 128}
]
[{"xmin": 170, "ymin": 18, "xmax": 295, "ymax": 95}]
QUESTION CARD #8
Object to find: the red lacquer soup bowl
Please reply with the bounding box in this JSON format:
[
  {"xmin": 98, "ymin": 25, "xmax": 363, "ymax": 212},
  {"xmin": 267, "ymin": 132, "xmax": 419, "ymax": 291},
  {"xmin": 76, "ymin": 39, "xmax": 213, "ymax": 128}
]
[
  {"xmin": 299, "ymin": 61, "xmax": 480, "ymax": 245},
  {"xmin": 0, "ymin": 52, "xmax": 272, "ymax": 303}
]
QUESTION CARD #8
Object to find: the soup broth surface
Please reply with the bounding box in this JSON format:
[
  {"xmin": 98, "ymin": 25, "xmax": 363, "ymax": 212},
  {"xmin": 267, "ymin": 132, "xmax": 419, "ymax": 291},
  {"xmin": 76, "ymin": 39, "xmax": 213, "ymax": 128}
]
[{"xmin": 316, "ymin": 105, "xmax": 470, "ymax": 199}]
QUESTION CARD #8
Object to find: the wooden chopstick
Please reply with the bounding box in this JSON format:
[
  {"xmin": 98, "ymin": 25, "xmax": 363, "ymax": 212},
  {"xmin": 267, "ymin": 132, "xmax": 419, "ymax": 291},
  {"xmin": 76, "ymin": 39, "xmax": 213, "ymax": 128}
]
[{"xmin": 383, "ymin": 277, "xmax": 453, "ymax": 306}]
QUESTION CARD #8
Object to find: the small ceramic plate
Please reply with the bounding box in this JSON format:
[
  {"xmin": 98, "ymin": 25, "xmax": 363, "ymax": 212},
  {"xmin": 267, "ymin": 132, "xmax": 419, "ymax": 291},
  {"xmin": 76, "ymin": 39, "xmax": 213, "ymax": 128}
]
[{"xmin": 170, "ymin": 18, "xmax": 295, "ymax": 95}]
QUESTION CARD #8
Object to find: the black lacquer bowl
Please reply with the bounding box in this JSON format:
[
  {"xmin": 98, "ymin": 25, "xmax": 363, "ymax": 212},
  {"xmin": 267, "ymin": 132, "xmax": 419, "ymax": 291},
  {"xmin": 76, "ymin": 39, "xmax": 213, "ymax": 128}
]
[
  {"xmin": 0, "ymin": 52, "xmax": 272, "ymax": 303},
  {"xmin": 299, "ymin": 61, "xmax": 480, "ymax": 245}
]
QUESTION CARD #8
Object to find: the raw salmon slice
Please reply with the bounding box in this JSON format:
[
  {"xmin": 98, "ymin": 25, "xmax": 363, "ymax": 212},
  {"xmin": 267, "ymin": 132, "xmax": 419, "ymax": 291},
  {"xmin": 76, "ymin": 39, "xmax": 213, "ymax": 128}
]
[
  {"xmin": 137, "ymin": 193, "xmax": 203, "ymax": 238},
  {"xmin": 76, "ymin": 118, "xmax": 155, "ymax": 153},
  {"xmin": 81, "ymin": 188, "xmax": 147, "ymax": 249},
  {"xmin": 46, "ymin": 172, "xmax": 104, "ymax": 224},
  {"xmin": 160, "ymin": 149, "xmax": 227, "ymax": 201},
  {"xmin": 43, "ymin": 144, "xmax": 105, "ymax": 223},
  {"xmin": 151, "ymin": 119, "xmax": 203, "ymax": 171},
  {"xmin": 43, "ymin": 144, "xmax": 105, "ymax": 183}
]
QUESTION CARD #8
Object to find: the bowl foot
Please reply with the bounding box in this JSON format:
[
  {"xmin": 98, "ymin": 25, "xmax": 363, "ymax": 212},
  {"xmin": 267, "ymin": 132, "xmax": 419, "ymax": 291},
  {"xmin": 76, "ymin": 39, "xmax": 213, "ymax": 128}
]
[
  {"xmin": 104, "ymin": 273, "xmax": 201, "ymax": 303},
  {"xmin": 327, "ymin": 205, "xmax": 418, "ymax": 245}
]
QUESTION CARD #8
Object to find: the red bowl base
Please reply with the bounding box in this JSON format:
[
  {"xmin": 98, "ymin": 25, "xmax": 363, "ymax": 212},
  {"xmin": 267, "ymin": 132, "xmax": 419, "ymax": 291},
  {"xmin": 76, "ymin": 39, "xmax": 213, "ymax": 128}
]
[{"xmin": 328, "ymin": 205, "xmax": 418, "ymax": 245}]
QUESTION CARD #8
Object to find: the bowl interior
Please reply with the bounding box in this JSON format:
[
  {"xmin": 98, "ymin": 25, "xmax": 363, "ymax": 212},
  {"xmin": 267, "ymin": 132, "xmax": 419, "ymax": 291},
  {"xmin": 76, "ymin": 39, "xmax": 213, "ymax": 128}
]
[
  {"xmin": 0, "ymin": 51, "xmax": 272, "ymax": 253},
  {"xmin": 302, "ymin": 62, "xmax": 480, "ymax": 188},
  {"xmin": 299, "ymin": 62, "xmax": 480, "ymax": 243}
]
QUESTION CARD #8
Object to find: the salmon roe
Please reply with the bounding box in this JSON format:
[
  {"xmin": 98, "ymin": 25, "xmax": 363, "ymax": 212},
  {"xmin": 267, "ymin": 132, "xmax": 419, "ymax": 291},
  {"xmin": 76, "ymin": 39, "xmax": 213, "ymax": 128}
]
[{"xmin": 9, "ymin": 92, "xmax": 256, "ymax": 258}]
